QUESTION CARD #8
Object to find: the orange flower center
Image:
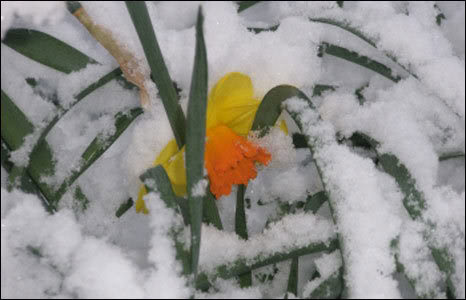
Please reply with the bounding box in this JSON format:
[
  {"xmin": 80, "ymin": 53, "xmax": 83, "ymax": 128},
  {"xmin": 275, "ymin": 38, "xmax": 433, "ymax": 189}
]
[{"xmin": 205, "ymin": 125, "xmax": 271, "ymax": 199}]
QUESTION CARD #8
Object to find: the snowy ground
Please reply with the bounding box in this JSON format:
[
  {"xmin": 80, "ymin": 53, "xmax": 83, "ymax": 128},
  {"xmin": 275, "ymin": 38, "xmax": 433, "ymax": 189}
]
[{"xmin": 1, "ymin": 1, "xmax": 465, "ymax": 299}]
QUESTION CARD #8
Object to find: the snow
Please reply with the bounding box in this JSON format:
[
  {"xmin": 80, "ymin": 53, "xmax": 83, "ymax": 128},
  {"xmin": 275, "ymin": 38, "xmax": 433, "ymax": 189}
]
[
  {"xmin": 1, "ymin": 1, "xmax": 465, "ymax": 298},
  {"xmin": 302, "ymin": 251, "xmax": 342, "ymax": 298},
  {"xmin": 191, "ymin": 178, "xmax": 208, "ymax": 197},
  {"xmin": 1, "ymin": 1, "xmax": 66, "ymax": 39}
]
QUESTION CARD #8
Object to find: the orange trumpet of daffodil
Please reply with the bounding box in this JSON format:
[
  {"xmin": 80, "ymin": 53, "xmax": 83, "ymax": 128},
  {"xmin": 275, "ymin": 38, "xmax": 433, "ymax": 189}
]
[{"xmin": 136, "ymin": 72, "xmax": 284, "ymax": 214}]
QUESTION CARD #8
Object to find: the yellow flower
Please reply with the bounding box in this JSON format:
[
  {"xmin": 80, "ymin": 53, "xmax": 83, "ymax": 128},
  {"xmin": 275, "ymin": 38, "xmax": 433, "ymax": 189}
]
[{"xmin": 136, "ymin": 72, "xmax": 285, "ymax": 214}]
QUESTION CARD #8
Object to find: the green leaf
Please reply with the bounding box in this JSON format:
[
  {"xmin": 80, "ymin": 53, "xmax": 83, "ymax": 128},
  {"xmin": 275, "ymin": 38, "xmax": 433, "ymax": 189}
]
[
  {"xmin": 248, "ymin": 24, "xmax": 280, "ymax": 34},
  {"xmin": 308, "ymin": 18, "xmax": 417, "ymax": 78},
  {"xmin": 308, "ymin": 267, "xmax": 344, "ymax": 299},
  {"xmin": 140, "ymin": 166, "xmax": 191, "ymax": 275},
  {"xmin": 126, "ymin": 1, "xmax": 186, "ymax": 148},
  {"xmin": 304, "ymin": 191, "xmax": 328, "ymax": 214},
  {"xmin": 439, "ymin": 152, "xmax": 465, "ymax": 162},
  {"xmin": 3, "ymin": 28, "xmax": 97, "ymax": 74},
  {"xmin": 310, "ymin": 18, "xmax": 377, "ymax": 47},
  {"xmin": 1, "ymin": 138, "xmax": 14, "ymax": 172},
  {"xmin": 377, "ymin": 153, "xmax": 426, "ymax": 219},
  {"xmin": 203, "ymin": 190, "xmax": 223, "ymax": 230},
  {"xmin": 1, "ymin": 90, "xmax": 56, "ymax": 211},
  {"xmin": 27, "ymin": 67, "xmax": 127, "ymax": 179},
  {"xmin": 286, "ymin": 257, "xmax": 299, "ymax": 297},
  {"xmin": 115, "ymin": 198, "xmax": 134, "ymax": 218},
  {"xmin": 236, "ymin": 184, "xmax": 251, "ymax": 287},
  {"xmin": 251, "ymin": 85, "xmax": 313, "ymax": 137},
  {"xmin": 184, "ymin": 7, "xmax": 208, "ymax": 277},
  {"xmin": 320, "ymin": 42, "xmax": 401, "ymax": 82},
  {"xmin": 235, "ymin": 185, "xmax": 248, "ymax": 240},
  {"xmin": 350, "ymin": 132, "xmax": 457, "ymax": 297},
  {"xmin": 196, "ymin": 239, "xmax": 339, "ymax": 291},
  {"xmin": 1, "ymin": 90, "xmax": 35, "ymax": 150},
  {"xmin": 312, "ymin": 84, "xmax": 336, "ymax": 97},
  {"xmin": 53, "ymin": 107, "xmax": 143, "ymax": 204},
  {"xmin": 237, "ymin": 1, "xmax": 261, "ymax": 13}
]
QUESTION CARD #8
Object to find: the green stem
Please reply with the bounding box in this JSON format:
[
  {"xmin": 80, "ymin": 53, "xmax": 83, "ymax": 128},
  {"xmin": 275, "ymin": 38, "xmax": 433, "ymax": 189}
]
[{"xmin": 196, "ymin": 239, "xmax": 339, "ymax": 291}]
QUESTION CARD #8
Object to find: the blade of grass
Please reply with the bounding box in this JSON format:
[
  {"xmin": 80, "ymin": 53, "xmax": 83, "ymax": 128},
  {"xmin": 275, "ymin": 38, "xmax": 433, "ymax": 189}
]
[
  {"xmin": 183, "ymin": 7, "xmax": 208, "ymax": 277},
  {"xmin": 237, "ymin": 1, "xmax": 261, "ymax": 13},
  {"xmin": 308, "ymin": 267, "xmax": 344, "ymax": 299},
  {"xmin": 3, "ymin": 28, "xmax": 97, "ymax": 74},
  {"xmin": 1, "ymin": 138, "xmax": 46, "ymax": 201},
  {"xmin": 141, "ymin": 166, "xmax": 191, "ymax": 275},
  {"xmin": 196, "ymin": 239, "xmax": 339, "ymax": 291},
  {"xmin": 286, "ymin": 257, "xmax": 299, "ymax": 297},
  {"xmin": 439, "ymin": 152, "xmax": 465, "ymax": 162},
  {"xmin": 236, "ymin": 184, "xmax": 252, "ymax": 287},
  {"xmin": 1, "ymin": 90, "xmax": 56, "ymax": 211},
  {"xmin": 203, "ymin": 190, "xmax": 223, "ymax": 230},
  {"xmin": 1, "ymin": 138, "xmax": 13, "ymax": 172},
  {"xmin": 53, "ymin": 107, "xmax": 143, "ymax": 204},
  {"xmin": 320, "ymin": 42, "xmax": 402, "ymax": 82},
  {"xmin": 350, "ymin": 132, "xmax": 458, "ymax": 297},
  {"xmin": 251, "ymin": 85, "xmax": 312, "ymax": 137},
  {"xmin": 308, "ymin": 17, "xmax": 417, "ymax": 78},
  {"xmin": 126, "ymin": 1, "xmax": 186, "ymax": 148},
  {"xmin": 115, "ymin": 198, "xmax": 134, "ymax": 218},
  {"xmin": 1, "ymin": 90, "xmax": 35, "ymax": 150},
  {"xmin": 304, "ymin": 191, "xmax": 328, "ymax": 214}
]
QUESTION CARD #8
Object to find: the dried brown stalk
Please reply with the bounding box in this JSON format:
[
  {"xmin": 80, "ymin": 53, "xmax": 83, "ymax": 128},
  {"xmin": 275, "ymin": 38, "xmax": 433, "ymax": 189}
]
[{"xmin": 72, "ymin": 6, "xmax": 149, "ymax": 107}]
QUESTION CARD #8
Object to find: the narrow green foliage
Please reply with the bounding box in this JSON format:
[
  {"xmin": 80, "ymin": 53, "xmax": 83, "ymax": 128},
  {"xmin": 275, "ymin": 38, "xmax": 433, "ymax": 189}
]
[
  {"xmin": 434, "ymin": 4, "xmax": 446, "ymax": 26},
  {"xmin": 125, "ymin": 1, "xmax": 186, "ymax": 148},
  {"xmin": 235, "ymin": 185, "xmax": 249, "ymax": 240},
  {"xmin": 1, "ymin": 90, "xmax": 35, "ymax": 150},
  {"xmin": 248, "ymin": 24, "xmax": 279, "ymax": 34},
  {"xmin": 236, "ymin": 184, "xmax": 251, "ymax": 287},
  {"xmin": 321, "ymin": 42, "xmax": 402, "ymax": 82},
  {"xmin": 308, "ymin": 267, "xmax": 344, "ymax": 299},
  {"xmin": 3, "ymin": 29, "xmax": 96, "ymax": 73},
  {"xmin": 141, "ymin": 166, "xmax": 179, "ymax": 211},
  {"xmin": 53, "ymin": 107, "xmax": 143, "ymax": 204},
  {"xmin": 1, "ymin": 142, "xmax": 47, "ymax": 200},
  {"xmin": 1, "ymin": 90, "xmax": 56, "ymax": 211},
  {"xmin": 312, "ymin": 84, "xmax": 336, "ymax": 97},
  {"xmin": 377, "ymin": 153, "xmax": 426, "ymax": 219},
  {"xmin": 286, "ymin": 257, "xmax": 299, "ymax": 297},
  {"xmin": 140, "ymin": 166, "xmax": 191, "ymax": 275},
  {"xmin": 237, "ymin": 1, "xmax": 261, "ymax": 13},
  {"xmin": 183, "ymin": 7, "xmax": 208, "ymax": 277},
  {"xmin": 355, "ymin": 83, "xmax": 369, "ymax": 105},
  {"xmin": 252, "ymin": 85, "xmax": 313, "ymax": 137},
  {"xmin": 292, "ymin": 133, "xmax": 308, "ymax": 149},
  {"xmin": 115, "ymin": 198, "xmax": 134, "ymax": 218},
  {"xmin": 73, "ymin": 186, "xmax": 90, "ymax": 212},
  {"xmin": 75, "ymin": 67, "xmax": 134, "ymax": 101},
  {"xmin": 352, "ymin": 132, "xmax": 457, "ymax": 297},
  {"xmin": 304, "ymin": 191, "xmax": 328, "ymax": 214},
  {"xmin": 1, "ymin": 139, "xmax": 13, "ymax": 172},
  {"xmin": 310, "ymin": 18, "xmax": 376, "ymax": 47},
  {"xmin": 196, "ymin": 239, "xmax": 339, "ymax": 291},
  {"xmin": 203, "ymin": 190, "xmax": 224, "ymax": 230},
  {"xmin": 309, "ymin": 17, "xmax": 417, "ymax": 78},
  {"xmin": 439, "ymin": 152, "xmax": 465, "ymax": 162}
]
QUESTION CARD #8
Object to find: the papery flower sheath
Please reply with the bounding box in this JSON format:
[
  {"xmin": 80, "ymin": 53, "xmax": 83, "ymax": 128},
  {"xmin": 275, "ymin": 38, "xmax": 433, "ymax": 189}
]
[{"xmin": 136, "ymin": 72, "xmax": 284, "ymax": 214}]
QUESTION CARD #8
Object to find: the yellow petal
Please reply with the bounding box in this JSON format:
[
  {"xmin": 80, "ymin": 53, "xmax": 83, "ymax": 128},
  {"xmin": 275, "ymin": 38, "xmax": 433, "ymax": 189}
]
[
  {"xmin": 279, "ymin": 119, "xmax": 288, "ymax": 135},
  {"xmin": 161, "ymin": 147, "xmax": 187, "ymax": 197},
  {"xmin": 207, "ymin": 72, "xmax": 260, "ymax": 136}
]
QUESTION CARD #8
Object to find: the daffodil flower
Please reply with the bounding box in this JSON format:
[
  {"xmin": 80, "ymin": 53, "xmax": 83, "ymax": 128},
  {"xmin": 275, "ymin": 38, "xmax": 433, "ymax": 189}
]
[{"xmin": 136, "ymin": 72, "xmax": 285, "ymax": 214}]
